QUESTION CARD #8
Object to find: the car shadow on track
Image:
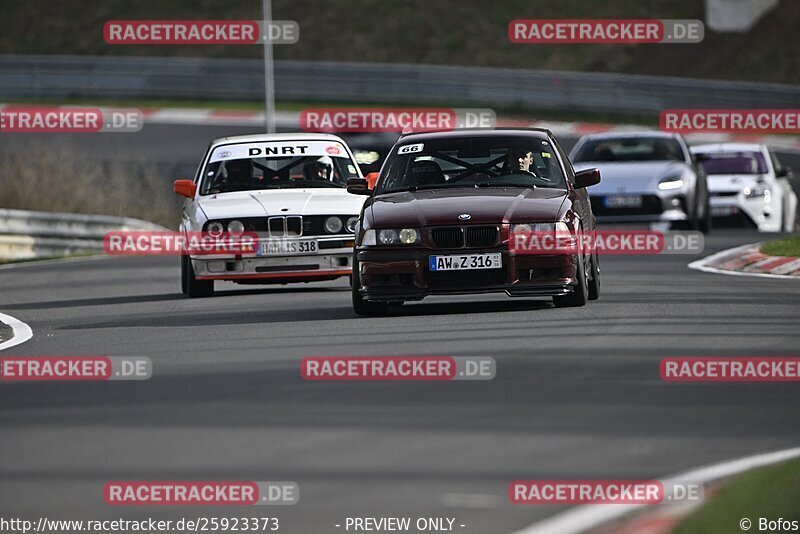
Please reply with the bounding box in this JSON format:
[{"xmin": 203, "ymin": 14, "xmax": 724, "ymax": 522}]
[
  {"xmin": 2, "ymin": 293, "xmax": 187, "ymax": 310},
  {"xmin": 388, "ymin": 299, "xmax": 553, "ymax": 317},
  {"xmin": 55, "ymin": 297, "xmax": 556, "ymax": 330},
  {"xmin": 2, "ymin": 287, "xmax": 349, "ymax": 310}
]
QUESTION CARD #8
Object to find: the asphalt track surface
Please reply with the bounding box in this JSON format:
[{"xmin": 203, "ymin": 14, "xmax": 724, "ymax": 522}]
[{"xmin": 1, "ymin": 125, "xmax": 799, "ymax": 533}]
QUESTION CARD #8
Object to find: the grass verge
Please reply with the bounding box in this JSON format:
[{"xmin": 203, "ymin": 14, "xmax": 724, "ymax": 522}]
[
  {"xmin": 3, "ymin": 0, "xmax": 800, "ymax": 84},
  {"xmin": 760, "ymin": 235, "xmax": 800, "ymax": 257},
  {"xmin": 671, "ymin": 458, "xmax": 800, "ymax": 534},
  {"xmin": 0, "ymin": 139, "xmax": 179, "ymax": 228}
]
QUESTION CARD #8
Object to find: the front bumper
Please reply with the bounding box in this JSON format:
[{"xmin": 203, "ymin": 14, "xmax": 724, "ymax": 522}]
[
  {"xmin": 357, "ymin": 247, "xmax": 579, "ymax": 301},
  {"xmin": 710, "ymin": 194, "xmax": 777, "ymax": 231},
  {"xmin": 591, "ymin": 193, "xmax": 689, "ymax": 224},
  {"xmin": 191, "ymin": 235, "xmax": 354, "ymax": 282}
]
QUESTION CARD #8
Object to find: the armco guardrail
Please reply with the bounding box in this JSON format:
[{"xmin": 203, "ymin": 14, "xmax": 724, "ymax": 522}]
[
  {"xmin": 0, "ymin": 208, "xmax": 164, "ymax": 260},
  {"xmin": 1, "ymin": 54, "xmax": 799, "ymax": 115}
]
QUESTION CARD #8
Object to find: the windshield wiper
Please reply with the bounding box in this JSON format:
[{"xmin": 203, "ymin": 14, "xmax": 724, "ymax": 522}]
[{"xmin": 403, "ymin": 184, "xmax": 448, "ymax": 192}]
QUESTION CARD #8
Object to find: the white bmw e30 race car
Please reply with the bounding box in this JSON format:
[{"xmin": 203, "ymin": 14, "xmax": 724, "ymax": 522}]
[{"xmin": 174, "ymin": 133, "xmax": 367, "ymax": 297}]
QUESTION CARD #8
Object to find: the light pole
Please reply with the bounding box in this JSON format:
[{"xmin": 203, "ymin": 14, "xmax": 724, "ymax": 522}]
[{"xmin": 262, "ymin": 0, "xmax": 276, "ymax": 133}]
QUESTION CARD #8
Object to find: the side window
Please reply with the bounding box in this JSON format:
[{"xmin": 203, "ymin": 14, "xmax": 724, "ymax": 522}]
[{"xmin": 381, "ymin": 156, "xmax": 410, "ymax": 191}]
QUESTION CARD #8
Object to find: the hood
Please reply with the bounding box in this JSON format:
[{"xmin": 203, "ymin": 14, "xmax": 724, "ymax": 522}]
[
  {"xmin": 368, "ymin": 187, "xmax": 568, "ymax": 227},
  {"xmin": 573, "ymin": 161, "xmax": 690, "ymax": 195},
  {"xmin": 707, "ymin": 174, "xmax": 766, "ymax": 193},
  {"xmin": 198, "ymin": 188, "xmax": 366, "ymax": 220}
]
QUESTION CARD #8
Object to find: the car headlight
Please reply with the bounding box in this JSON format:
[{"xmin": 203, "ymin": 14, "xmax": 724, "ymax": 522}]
[
  {"xmin": 354, "ymin": 150, "xmax": 380, "ymax": 165},
  {"xmin": 206, "ymin": 221, "xmax": 224, "ymax": 237},
  {"xmin": 227, "ymin": 220, "xmax": 245, "ymax": 236},
  {"xmin": 744, "ymin": 185, "xmax": 769, "ymax": 198},
  {"xmin": 511, "ymin": 223, "xmax": 533, "ymax": 234},
  {"xmin": 378, "ymin": 229, "xmax": 399, "ymax": 244},
  {"xmin": 324, "ymin": 216, "xmax": 344, "ymax": 234},
  {"xmin": 345, "ymin": 216, "xmax": 359, "ymax": 233},
  {"xmin": 658, "ymin": 177, "xmax": 685, "ymax": 190},
  {"xmin": 361, "ymin": 229, "xmax": 377, "ymax": 246},
  {"xmin": 369, "ymin": 228, "xmax": 420, "ymax": 245},
  {"xmin": 511, "ymin": 222, "xmax": 571, "ymax": 235},
  {"xmin": 399, "ymin": 228, "xmax": 418, "ymax": 244}
]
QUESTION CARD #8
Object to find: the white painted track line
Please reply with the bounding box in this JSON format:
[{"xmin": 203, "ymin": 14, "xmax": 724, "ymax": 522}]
[{"xmin": 0, "ymin": 311, "xmax": 33, "ymax": 351}]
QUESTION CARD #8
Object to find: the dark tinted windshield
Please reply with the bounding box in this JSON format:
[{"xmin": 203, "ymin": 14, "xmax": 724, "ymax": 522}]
[
  {"xmin": 573, "ymin": 137, "xmax": 685, "ymax": 163},
  {"xmin": 698, "ymin": 152, "xmax": 768, "ymax": 175},
  {"xmin": 378, "ymin": 136, "xmax": 566, "ymax": 194}
]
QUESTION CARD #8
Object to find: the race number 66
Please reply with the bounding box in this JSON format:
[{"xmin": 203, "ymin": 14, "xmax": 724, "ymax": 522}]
[{"xmin": 398, "ymin": 144, "xmax": 423, "ymax": 154}]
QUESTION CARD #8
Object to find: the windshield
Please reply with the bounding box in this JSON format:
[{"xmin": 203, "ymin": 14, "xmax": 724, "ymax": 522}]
[
  {"xmin": 573, "ymin": 136, "xmax": 685, "ymax": 163},
  {"xmin": 698, "ymin": 152, "xmax": 768, "ymax": 175},
  {"xmin": 378, "ymin": 136, "xmax": 566, "ymax": 194},
  {"xmin": 200, "ymin": 140, "xmax": 359, "ymax": 195}
]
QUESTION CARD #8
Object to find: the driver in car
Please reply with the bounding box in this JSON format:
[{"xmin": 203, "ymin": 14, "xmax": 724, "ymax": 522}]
[
  {"xmin": 224, "ymin": 158, "xmax": 256, "ymax": 187},
  {"xmin": 504, "ymin": 148, "xmax": 536, "ymax": 176},
  {"xmin": 303, "ymin": 156, "xmax": 334, "ymax": 182}
]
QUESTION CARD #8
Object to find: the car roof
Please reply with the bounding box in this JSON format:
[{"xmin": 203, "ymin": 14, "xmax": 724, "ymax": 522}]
[
  {"xmin": 398, "ymin": 128, "xmax": 553, "ymax": 144},
  {"xmin": 690, "ymin": 142, "xmax": 767, "ymax": 153},
  {"xmin": 209, "ymin": 132, "xmax": 347, "ymax": 148},
  {"xmin": 578, "ymin": 130, "xmax": 680, "ymax": 141}
]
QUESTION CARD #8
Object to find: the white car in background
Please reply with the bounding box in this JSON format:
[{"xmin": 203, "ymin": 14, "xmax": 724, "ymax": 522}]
[
  {"xmin": 690, "ymin": 143, "xmax": 797, "ymax": 232},
  {"xmin": 174, "ymin": 133, "xmax": 366, "ymax": 297},
  {"xmin": 570, "ymin": 131, "xmax": 711, "ymax": 233}
]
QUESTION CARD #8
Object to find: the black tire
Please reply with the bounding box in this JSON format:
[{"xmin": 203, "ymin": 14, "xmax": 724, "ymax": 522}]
[
  {"xmin": 352, "ymin": 253, "xmax": 389, "ymax": 316},
  {"xmin": 687, "ymin": 200, "xmax": 702, "ymax": 231},
  {"xmin": 553, "ymin": 252, "xmax": 588, "ymax": 308},
  {"xmin": 781, "ymin": 202, "xmax": 793, "ymax": 233},
  {"xmin": 588, "ymin": 252, "xmax": 600, "ymax": 301},
  {"xmin": 698, "ymin": 195, "xmax": 712, "ymax": 234},
  {"xmin": 181, "ymin": 255, "xmax": 188, "ymax": 294},
  {"xmin": 182, "ymin": 255, "xmax": 214, "ymax": 298}
]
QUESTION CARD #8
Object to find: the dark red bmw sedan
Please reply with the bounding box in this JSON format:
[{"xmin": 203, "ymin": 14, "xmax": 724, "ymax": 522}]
[{"xmin": 346, "ymin": 129, "xmax": 602, "ymax": 316}]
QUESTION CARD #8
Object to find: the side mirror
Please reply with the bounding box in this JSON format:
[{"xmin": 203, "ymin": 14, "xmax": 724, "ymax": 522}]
[
  {"xmin": 347, "ymin": 177, "xmax": 370, "ymax": 195},
  {"xmin": 365, "ymin": 172, "xmax": 380, "ymax": 190},
  {"xmin": 777, "ymin": 167, "xmax": 793, "ymax": 179},
  {"xmin": 173, "ymin": 179, "xmax": 196, "ymax": 198},
  {"xmin": 574, "ymin": 168, "xmax": 601, "ymax": 189}
]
